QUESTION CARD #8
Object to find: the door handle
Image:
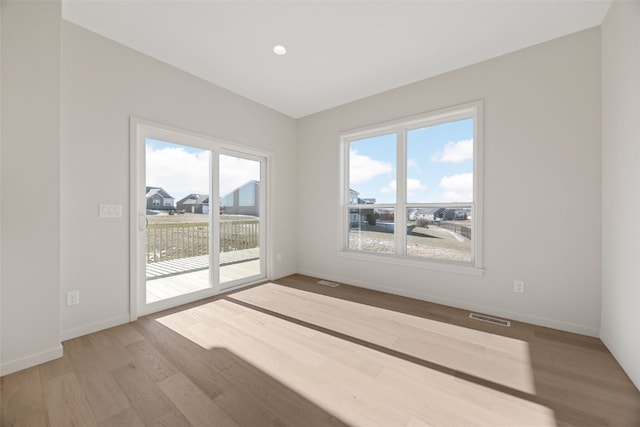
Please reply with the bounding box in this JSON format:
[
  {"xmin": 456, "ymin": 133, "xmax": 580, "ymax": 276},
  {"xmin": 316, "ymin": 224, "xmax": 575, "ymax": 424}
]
[{"xmin": 138, "ymin": 213, "xmax": 147, "ymax": 231}]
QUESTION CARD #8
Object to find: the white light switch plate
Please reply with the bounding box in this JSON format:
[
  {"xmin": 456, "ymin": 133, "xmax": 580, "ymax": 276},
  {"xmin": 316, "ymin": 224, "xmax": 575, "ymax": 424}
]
[{"xmin": 99, "ymin": 204, "xmax": 123, "ymax": 218}]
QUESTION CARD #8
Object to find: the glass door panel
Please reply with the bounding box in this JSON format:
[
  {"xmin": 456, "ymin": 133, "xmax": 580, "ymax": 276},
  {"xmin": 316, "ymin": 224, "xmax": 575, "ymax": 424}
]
[
  {"xmin": 145, "ymin": 138, "xmax": 212, "ymax": 304},
  {"xmin": 218, "ymin": 153, "xmax": 263, "ymax": 288}
]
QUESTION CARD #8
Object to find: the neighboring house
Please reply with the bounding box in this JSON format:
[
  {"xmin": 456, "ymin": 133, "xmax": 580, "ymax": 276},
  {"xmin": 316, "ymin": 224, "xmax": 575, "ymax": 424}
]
[
  {"xmin": 348, "ymin": 189, "xmax": 377, "ymax": 225},
  {"xmin": 222, "ymin": 181, "xmax": 260, "ymax": 216},
  {"xmin": 412, "ymin": 207, "xmax": 468, "ymax": 221},
  {"xmin": 146, "ymin": 186, "xmax": 175, "ymax": 210},
  {"xmin": 176, "ymin": 194, "xmax": 209, "ymax": 214},
  {"xmin": 411, "ymin": 207, "xmax": 443, "ymax": 221}
]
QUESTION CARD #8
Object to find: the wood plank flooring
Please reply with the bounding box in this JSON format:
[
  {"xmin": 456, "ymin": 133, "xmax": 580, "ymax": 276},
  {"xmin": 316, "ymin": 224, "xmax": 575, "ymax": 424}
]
[{"xmin": 2, "ymin": 274, "xmax": 639, "ymax": 426}]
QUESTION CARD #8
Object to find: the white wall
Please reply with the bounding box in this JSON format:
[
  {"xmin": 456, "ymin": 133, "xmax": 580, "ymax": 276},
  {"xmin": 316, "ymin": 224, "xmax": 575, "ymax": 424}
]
[
  {"xmin": 297, "ymin": 29, "xmax": 602, "ymax": 336},
  {"xmin": 601, "ymin": 0, "xmax": 640, "ymax": 390},
  {"xmin": 1, "ymin": 1, "xmax": 63, "ymax": 375},
  {"xmin": 60, "ymin": 22, "xmax": 297, "ymax": 339}
]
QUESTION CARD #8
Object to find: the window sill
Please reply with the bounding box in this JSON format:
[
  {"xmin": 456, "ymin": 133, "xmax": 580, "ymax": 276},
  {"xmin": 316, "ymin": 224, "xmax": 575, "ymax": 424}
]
[{"xmin": 336, "ymin": 250, "xmax": 484, "ymax": 277}]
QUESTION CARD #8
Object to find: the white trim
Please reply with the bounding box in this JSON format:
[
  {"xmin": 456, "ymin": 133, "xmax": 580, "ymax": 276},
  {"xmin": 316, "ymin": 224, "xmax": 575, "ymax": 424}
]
[
  {"xmin": 472, "ymin": 101, "xmax": 484, "ymax": 268},
  {"xmin": 129, "ymin": 118, "xmax": 141, "ymax": 321},
  {"xmin": 0, "ymin": 345, "xmax": 63, "ymax": 377},
  {"xmin": 211, "ymin": 152, "xmax": 221, "ymax": 292},
  {"xmin": 131, "ymin": 117, "xmax": 275, "ymax": 160},
  {"xmin": 338, "ymin": 101, "xmax": 482, "ymax": 141},
  {"xmin": 296, "ymin": 268, "xmax": 600, "ymax": 338},
  {"xmin": 61, "ymin": 315, "xmax": 131, "ymax": 341},
  {"xmin": 267, "ymin": 155, "xmax": 276, "ymax": 280},
  {"xmin": 138, "ymin": 278, "xmax": 265, "ymax": 317},
  {"xmin": 396, "ymin": 130, "xmax": 407, "ymax": 255},
  {"xmin": 130, "ymin": 117, "xmax": 271, "ymax": 317},
  {"xmin": 336, "ymin": 250, "xmax": 484, "ymax": 276},
  {"xmin": 338, "ymin": 100, "xmax": 483, "ymax": 271}
]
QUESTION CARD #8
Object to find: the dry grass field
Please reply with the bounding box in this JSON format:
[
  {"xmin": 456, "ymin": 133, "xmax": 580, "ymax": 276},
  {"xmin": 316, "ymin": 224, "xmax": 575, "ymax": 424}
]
[
  {"xmin": 147, "ymin": 212, "xmax": 250, "ymax": 224},
  {"xmin": 349, "ymin": 223, "xmax": 472, "ymax": 262}
]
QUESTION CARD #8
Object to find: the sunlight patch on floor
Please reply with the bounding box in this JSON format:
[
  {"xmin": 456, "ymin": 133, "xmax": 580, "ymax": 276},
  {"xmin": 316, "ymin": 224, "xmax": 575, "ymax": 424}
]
[
  {"xmin": 230, "ymin": 282, "xmax": 537, "ymax": 394},
  {"xmin": 156, "ymin": 284, "xmax": 556, "ymax": 426}
]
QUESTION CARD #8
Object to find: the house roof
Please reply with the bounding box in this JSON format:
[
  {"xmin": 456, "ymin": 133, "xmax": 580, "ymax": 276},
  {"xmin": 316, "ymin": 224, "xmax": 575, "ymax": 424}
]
[
  {"xmin": 177, "ymin": 194, "xmax": 209, "ymax": 205},
  {"xmin": 146, "ymin": 186, "xmax": 173, "ymax": 199}
]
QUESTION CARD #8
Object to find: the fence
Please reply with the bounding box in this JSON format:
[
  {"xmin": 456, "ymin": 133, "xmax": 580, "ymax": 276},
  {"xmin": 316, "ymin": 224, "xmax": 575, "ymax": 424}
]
[
  {"xmin": 146, "ymin": 219, "xmax": 259, "ymax": 263},
  {"xmin": 434, "ymin": 221, "xmax": 472, "ymax": 239}
]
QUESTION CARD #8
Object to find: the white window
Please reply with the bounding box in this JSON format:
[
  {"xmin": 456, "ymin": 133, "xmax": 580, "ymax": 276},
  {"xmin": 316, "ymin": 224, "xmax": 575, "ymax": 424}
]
[
  {"xmin": 152, "ymin": 199, "xmax": 161, "ymax": 207},
  {"xmin": 340, "ymin": 101, "xmax": 483, "ymax": 273}
]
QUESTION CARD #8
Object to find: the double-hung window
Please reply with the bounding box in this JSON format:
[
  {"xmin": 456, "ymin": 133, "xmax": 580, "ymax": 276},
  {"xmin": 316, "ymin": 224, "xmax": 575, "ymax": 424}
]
[{"xmin": 340, "ymin": 101, "xmax": 483, "ymax": 272}]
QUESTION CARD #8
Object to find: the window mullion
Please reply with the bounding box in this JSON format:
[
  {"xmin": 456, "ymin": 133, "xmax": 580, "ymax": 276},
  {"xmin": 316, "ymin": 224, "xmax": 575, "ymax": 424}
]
[{"xmin": 395, "ymin": 130, "xmax": 407, "ymax": 256}]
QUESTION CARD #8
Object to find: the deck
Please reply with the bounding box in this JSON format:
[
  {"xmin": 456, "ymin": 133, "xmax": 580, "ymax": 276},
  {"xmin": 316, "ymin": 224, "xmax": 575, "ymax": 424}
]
[
  {"xmin": 146, "ymin": 248, "xmax": 261, "ymax": 304},
  {"xmin": 146, "ymin": 248, "xmax": 259, "ymax": 279}
]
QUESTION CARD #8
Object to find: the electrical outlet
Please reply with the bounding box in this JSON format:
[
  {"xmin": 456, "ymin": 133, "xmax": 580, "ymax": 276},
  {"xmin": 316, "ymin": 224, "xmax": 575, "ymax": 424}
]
[
  {"xmin": 513, "ymin": 281, "xmax": 525, "ymax": 293},
  {"xmin": 66, "ymin": 290, "xmax": 80, "ymax": 306}
]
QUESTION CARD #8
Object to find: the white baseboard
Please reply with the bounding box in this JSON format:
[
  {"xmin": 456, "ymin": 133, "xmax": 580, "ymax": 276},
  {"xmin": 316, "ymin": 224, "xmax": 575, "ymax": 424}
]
[
  {"xmin": 1, "ymin": 344, "xmax": 63, "ymax": 377},
  {"xmin": 61, "ymin": 314, "xmax": 131, "ymax": 341},
  {"xmin": 601, "ymin": 336, "xmax": 640, "ymax": 392},
  {"xmin": 296, "ymin": 269, "xmax": 600, "ymax": 337}
]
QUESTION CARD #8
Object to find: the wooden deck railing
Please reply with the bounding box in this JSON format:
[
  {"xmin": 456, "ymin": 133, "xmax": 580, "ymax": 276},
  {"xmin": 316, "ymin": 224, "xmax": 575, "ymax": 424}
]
[{"xmin": 146, "ymin": 219, "xmax": 259, "ymax": 263}]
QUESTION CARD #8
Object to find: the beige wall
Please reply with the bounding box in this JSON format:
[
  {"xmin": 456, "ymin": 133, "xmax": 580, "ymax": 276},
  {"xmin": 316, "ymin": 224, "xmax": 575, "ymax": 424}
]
[
  {"xmin": 601, "ymin": 0, "xmax": 640, "ymax": 390},
  {"xmin": 60, "ymin": 22, "xmax": 297, "ymax": 340},
  {"xmin": 297, "ymin": 28, "xmax": 602, "ymax": 336},
  {"xmin": 1, "ymin": 1, "xmax": 63, "ymax": 374}
]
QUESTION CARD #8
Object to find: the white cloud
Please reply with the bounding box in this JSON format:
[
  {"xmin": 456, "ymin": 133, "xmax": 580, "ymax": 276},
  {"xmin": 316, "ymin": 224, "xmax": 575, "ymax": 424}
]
[
  {"xmin": 381, "ymin": 178, "xmax": 426, "ymax": 196},
  {"xmin": 431, "ymin": 139, "xmax": 473, "ymax": 163},
  {"xmin": 381, "ymin": 179, "xmax": 396, "ymax": 193},
  {"xmin": 146, "ymin": 146, "xmax": 210, "ymax": 201},
  {"xmin": 407, "ymin": 159, "xmax": 421, "ymax": 173},
  {"xmin": 440, "ymin": 173, "xmax": 473, "ymax": 202},
  {"xmin": 146, "ymin": 146, "xmax": 259, "ymax": 201},
  {"xmin": 407, "ymin": 178, "xmax": 427, "ymax": 197},
  {"xmin": 350, "ymin": 148, "xmax": 393, "ymax": 184}
]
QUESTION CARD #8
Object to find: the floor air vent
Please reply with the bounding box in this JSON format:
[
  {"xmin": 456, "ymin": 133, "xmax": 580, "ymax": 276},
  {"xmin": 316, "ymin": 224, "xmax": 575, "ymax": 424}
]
[
  {"xmin": 469, "ymin": 313, "xmax": 511, "ymax": 327},
  {"xmin": 317, "ymin": 280, "xmax": 341, "ymax": 288}
]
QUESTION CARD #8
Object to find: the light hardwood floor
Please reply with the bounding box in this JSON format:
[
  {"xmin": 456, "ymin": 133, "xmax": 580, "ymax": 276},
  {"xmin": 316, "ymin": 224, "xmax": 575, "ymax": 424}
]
[{"xmin": 2, "ymin": 274, "xmax": 639, "ymax": 426}]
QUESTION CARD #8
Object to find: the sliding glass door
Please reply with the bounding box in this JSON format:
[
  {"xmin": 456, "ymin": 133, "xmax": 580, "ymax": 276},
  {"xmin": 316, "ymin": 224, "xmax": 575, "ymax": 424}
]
[
  {"xmin": 131, "ymin": 121, "xmax": 267, "ymax": 316},
  {"xmin": 144, "ymin": 139, "xmax": 213, "ymax": 305},
  {"xmin": 218, "ymin": 152, "xmax": 265, "ymax": 289}
]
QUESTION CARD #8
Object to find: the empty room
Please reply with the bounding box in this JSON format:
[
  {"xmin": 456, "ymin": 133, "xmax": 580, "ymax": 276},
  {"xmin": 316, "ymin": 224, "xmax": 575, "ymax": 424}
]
[{"xmin": 1, "ymin": 0, "xmax": 639, "ymax": 426}]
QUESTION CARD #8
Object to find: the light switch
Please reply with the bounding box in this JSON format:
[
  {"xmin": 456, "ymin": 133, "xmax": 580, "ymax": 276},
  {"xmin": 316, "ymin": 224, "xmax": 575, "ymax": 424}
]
[{"xmin": 99, "ymin": 204, "xmax": 123, "ymax": 218}]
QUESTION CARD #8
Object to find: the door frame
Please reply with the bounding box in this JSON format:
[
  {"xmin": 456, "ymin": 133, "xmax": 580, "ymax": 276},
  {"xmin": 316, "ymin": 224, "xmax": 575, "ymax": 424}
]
[{"xmin": 129, "ymin": 117, "xmax": 271, "ymax": 320}]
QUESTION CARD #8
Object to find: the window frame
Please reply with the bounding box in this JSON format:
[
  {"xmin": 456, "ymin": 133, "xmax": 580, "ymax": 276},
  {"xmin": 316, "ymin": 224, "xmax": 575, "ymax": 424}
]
[{"xmin": 338, "ymin": 101, "xmax": 484, "ymax": 275}]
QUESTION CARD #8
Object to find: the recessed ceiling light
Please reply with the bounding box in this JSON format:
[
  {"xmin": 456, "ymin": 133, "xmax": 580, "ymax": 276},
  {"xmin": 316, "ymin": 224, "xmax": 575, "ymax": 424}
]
[{"xmin": 273, "ymin": 45, "xmax": 287, "ymax": 56}]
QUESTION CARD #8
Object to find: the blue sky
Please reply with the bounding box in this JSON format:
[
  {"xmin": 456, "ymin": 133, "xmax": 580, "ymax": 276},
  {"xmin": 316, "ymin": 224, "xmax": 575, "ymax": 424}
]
[
  {"xmin": 145, "ymin": 138, "xmax": 259, "ymax": 201},
  {"xmin": 349, "ymin": 118, "xmax": 473, "ymax": 204}
]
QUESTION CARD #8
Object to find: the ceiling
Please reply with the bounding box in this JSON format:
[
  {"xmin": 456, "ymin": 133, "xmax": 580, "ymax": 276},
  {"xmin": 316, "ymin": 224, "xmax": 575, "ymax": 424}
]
[{"xmin": 62, "ymin": 0, "xmax": 612, "ymax": 118}]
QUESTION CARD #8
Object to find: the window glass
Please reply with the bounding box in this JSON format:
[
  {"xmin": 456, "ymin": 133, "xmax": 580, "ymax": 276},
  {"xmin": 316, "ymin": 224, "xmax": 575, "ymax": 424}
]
[
  {"xmin": 349, "ymin": 133, "xmax": 396, "ymax": 204},
  {"xmin": 342, "ymin": 102, "xmax": 481, "ymax": 268},
  {"xmin": 407, "ymin": 118, "xmax": 473, "ymax": 203}
]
